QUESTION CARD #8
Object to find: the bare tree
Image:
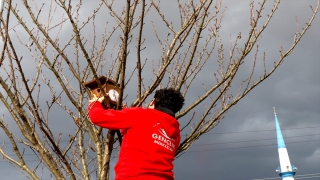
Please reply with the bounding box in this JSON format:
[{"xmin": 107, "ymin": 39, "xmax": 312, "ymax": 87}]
[{"xmin": 0, "ymin": 0, "xmax": 319, "ymax": 179}]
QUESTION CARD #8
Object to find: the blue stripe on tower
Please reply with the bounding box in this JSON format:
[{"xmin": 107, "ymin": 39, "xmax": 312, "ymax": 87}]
[{"xmin": 275, "ymin": 115, "xmax": 286, "ymax": 148}]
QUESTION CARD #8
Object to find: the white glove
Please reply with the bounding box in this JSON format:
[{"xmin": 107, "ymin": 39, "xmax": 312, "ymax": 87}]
[{"xmin": 89, "ymin": 94, "xmax": 105, "ymax": 103}]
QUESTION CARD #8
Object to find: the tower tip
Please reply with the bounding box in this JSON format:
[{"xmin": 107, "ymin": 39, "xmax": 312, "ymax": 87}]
[{"xmin": 273, "ymin": 107, "xmax": 277, "ymax": 115}]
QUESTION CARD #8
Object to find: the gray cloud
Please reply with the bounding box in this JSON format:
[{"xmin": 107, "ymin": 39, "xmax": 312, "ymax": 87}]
[{"xmin": 1, "ymin": 0, "xmax": 319, "ymax": 179}]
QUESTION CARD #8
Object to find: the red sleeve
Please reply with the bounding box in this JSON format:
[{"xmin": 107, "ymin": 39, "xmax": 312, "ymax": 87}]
[{"xmin": 88, "ymin": 102, "xmax": 137, "ymax": 129}]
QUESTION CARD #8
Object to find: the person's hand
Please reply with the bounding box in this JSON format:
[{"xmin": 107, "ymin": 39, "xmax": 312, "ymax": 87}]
[
  {"xmin": 89, "ymin": 94, "xmax": 105, "ymax": 103},
  {"xmin": 122, "ymin": 103, "xmax": 127, "ymax": 109}
]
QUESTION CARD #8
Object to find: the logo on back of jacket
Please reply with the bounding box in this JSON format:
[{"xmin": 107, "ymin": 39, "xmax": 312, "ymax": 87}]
[{"xmin": 152, "ymin": 123, "xmax": 176, "ymax": 152}]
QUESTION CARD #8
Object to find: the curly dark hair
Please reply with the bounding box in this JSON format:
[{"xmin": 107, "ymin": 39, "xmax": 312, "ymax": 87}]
[{"xmin": 154, "ymin": 88, "xmax": 185, "ymax": 113}]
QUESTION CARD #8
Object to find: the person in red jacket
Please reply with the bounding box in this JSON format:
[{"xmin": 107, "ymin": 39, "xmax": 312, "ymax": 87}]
[{"xmin": 88, "ymin": 88, "xmax": 185, "ymax": 180}]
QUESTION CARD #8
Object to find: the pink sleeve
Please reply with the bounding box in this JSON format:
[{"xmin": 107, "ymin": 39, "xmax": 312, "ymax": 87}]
[{"xmin": 88, "ymin": 102, "xmax": 136, "ymax": 129}]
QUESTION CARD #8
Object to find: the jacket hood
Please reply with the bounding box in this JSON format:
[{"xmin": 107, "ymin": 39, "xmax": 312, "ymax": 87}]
[{"xmin": 153, "ymin": 107, "xmax": 180, "ymax": 140}]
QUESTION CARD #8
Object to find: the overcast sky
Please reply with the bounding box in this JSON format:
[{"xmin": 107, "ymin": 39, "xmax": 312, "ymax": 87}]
[
  {"xmin": 0, "ymin": 0, "xmax": 319, "ymax": 180},
  {"xmin": 172, "ymin": 1, "xmax": 320, "ymax": 179},
  {"xmin": 172, "ymin": 1, "xmax": 320, "ymax": 180}
]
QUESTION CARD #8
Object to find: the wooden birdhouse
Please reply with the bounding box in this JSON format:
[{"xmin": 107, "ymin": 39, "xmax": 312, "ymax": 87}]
[{"xmin": 84, "ymin": 76, "xmax": 120, "ymax": 109}]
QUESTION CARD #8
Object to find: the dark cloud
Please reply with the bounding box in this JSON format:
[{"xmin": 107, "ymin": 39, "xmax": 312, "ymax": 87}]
[
  {"xmin": 1, "ymin": 0, "xmax": 319, "ymax": 180},
  {"xmin": 174, "ymin": 0, "xmax": 320, "ymax": 179}
]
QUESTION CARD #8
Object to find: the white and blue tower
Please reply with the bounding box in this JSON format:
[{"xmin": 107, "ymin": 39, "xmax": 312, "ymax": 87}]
[{"xmin": 274, "ymin": 107, "xmax": 297, "ymax": 180}]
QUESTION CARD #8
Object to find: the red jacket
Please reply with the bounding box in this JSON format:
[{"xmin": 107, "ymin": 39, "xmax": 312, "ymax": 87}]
[{"xmin": 88, "ymin": 102, "xmax": 181, "ymax": 180}]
